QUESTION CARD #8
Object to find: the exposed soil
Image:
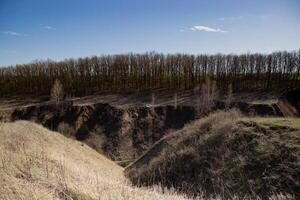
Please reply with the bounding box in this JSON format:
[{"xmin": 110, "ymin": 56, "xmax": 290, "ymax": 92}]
[
  {"xmin": 278, "ymin": 88, "xmax": 300, "ymax": 117},
  {"xmin": 1, "ymin": 88, "xmax": 299, "ymax": 160},
  {"xmin": 9, "ymin": 102, "xmax": 196, "ymax": 160}
]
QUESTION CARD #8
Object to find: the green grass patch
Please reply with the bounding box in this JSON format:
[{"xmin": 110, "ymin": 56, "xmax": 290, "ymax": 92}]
[{"xmin": 116, "ymin": 159, "xmax": 134, "ymax": 168}]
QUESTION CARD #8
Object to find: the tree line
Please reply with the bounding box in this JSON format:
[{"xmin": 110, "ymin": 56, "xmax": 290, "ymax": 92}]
[{"xmin": 0, "ymin": 50, "xmax": 299, "ymax": 97}]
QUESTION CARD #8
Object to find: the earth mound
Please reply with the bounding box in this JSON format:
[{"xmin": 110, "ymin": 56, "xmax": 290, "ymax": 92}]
[
  {"xmin": 0, "ymin": 121, "xmax": 190, "ymax": 200},
  {"xmin": 125, "ymin": 110, "xmax": 300, "ymax": 199}
]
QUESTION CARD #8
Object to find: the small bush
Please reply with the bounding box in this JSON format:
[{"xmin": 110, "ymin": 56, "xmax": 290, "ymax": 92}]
[
  {"xmin": 51, "ymin": 79, "xmax": 64, "ymax": 105},
  {"xmin": 57, "ymin": 122, "xmax": 75, "ymax": 137}
]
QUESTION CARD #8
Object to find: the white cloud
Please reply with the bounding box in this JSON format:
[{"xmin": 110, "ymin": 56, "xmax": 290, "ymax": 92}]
[
  {"xmin": 2, "ymin": 31, "xmax": 20, "ymax": 36},
  {"xmin": 190, "ymin": 25, "xmax": 227, "ymax": 33},
  {"xmin": 44, "ymin": 25, "xmax": 56, "ymax": 30},
  {"xmin": 219, "ymin": 16, "xmax": 243, "ymax": 21}
]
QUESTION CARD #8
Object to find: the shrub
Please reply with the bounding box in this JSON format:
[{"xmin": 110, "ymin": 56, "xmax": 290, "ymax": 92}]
[
  {"xmin": 57, "ymin": 122, "xmax": 75, "ymax": 137},
  {"xmin": 51, "ymin": 79, "xmax": 64, "ymax": 105}
]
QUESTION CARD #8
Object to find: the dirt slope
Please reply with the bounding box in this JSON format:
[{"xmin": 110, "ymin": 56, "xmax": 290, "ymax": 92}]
[
  {"xmin": 0, "ymin": 121, "xmax": 191, "ymax": 200},
  {"xmin": 125, "ymin": 111, "xmax": 300, "ymax": 199},
  {"xmin": 5, "ymin": 98, "xmax": 292, "ymax": 161},
  {"xmin": 1, "ymin": 88, "xmax": 299, "ymax": 162},
  {"xmin": 277, "ymin": 88, "xmax": 300, "ymax": 117},
  {"xmin": 9, "ymin": 103, "xmax": 195, "ymax": 160}
]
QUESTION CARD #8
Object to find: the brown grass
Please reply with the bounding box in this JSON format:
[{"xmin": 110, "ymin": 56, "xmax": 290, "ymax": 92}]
[
  {"xmin": 125, "ymin": 110, "xmax": 299, "ymax": 199},
  {"xmin": 0, "ymin": 121, "xmax": 192, "ymax": 200},
  {"xmin": 0, "ymin": 118, "xmax": 297, "ymax": 200}
]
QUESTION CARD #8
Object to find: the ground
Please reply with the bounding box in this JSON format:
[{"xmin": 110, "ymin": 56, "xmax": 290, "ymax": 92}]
[
  {"xmin": 0, "ymin": 89, "xmax": 281, "ymax": 111},
  {"xmin": 126, "ymin": 111, "xmax": 300, "ymax": 199},
  {"xmin": 0, "ymin": 89, "xmax": 299, "ymax": 200},
  {"xmin": 0, "ymin": 121, "xmax": 190, "ymax": 200}
]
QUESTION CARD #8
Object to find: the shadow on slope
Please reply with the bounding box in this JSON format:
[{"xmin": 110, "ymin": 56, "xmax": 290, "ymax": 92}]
[
  {"xmin": 10, "ymin": 103, "xmax": 196, "ymax": 160},
  {"xmin": 277, "ymin": 87, "xmax": 300, "ymax": 117}
]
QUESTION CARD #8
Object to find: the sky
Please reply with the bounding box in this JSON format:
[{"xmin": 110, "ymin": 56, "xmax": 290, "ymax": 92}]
[{"xmin": 0, "ymin": 0, "xmax": 300, "ymax": 66}]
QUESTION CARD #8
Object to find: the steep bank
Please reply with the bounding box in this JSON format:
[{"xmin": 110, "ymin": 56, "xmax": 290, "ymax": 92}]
[
  {"xmin": 4, "ymin": 88, "xmax": 299, "ymax": 160},
  {"xmin": 277, "ymin": 88, "xmax": 300, "ymax": 117},
  {"xmin": 0, "ymin": 121, "xmax": 190, "ymax": 200},
  {"xmin": 10, "ymin": 103, "xmax": 196, "ymax": 160}
]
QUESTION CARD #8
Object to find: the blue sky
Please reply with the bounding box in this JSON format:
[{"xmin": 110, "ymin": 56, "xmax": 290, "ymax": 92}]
[{"xmin": 0, "ymin": 0, "xmax": 300, "ymax": 66}]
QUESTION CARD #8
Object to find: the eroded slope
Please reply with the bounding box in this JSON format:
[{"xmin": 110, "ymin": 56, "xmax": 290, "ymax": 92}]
[
  {"xmin": 126, "ymin": 111, "xmax": 300, "ymax": 199},
  {"xmin": 0, "ymin": 121, "xmax": 190, "ymax": 200}
]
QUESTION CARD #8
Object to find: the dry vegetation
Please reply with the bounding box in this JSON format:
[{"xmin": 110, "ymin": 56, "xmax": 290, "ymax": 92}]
[
  {"xmin": 51, "ymin": 79, "xmax": 64, "ymax": 105},
  {"xmin": 0, "ymin": 114, "xmax": 298, "ymax": 200},
  {"xmin": 126, "ymin": 110, "xmax": 299, "ymax": 199},
  {"xmin": 0, "ymin": 121, "xmax": 193, "ymax": 200},
  {"xmin": 1, "ymin": 51, "xmax": 299, "ymax": 97}
]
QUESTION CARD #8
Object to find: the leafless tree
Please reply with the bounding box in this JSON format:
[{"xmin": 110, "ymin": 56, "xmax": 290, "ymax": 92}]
[
  {"xmin": 151, "ymin": 93, "xmax": 156, "ymax": 106},
  {"xmin": 0, "ymin": 50, "xmax": 299, "ymax": 97},
  {"xmin": 174, "ymin": 92, "xmax": 178, "ymax": 109},
  {"xmin": 225, "ymin": 83, "xmax": 233, "ymax": 110},
  {"xmin": 198, "ymin": 79, "xmax": 218, "ymax": 115},
  {"xmin": 51, "ymin": 79, "xmax": 64, "ymax": 105}
]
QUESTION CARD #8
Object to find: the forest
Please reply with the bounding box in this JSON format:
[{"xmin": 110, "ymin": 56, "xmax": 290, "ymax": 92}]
[{"xmin": 0, "ymin": 50, "xmax": 299, "ymax": 97}]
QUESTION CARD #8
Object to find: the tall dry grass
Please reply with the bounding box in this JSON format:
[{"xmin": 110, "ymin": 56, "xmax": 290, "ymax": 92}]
[
  {"xmin": 126, "ymin": 110, "xmax": 297, "ymax": 199},
  {"xmin": 0, "ymin": 120, "xmax": 295, "ymax": 200},
  {"xmin": 0, "ymin": 121, "xmax": 191, "ymax": 200}
]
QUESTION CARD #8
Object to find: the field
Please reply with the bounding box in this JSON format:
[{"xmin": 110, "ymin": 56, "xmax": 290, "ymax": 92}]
[
  {"xmin": 1, "ymin": 0, "xmax": 300, "ymax": 199},
  {"xmin": 0, "ymin": 84, "xmax": 299, "ymax": 200},
  {"xmin": 0, "ymin": 87, "xmax": 299, "ymax": 200},
  {"xmin": 1, "ymin": 114, "xmax": 298, "ymax": 199},
  {"xmin": 0, "ymin": 51, "xmax": 299, "ymax": 200}
]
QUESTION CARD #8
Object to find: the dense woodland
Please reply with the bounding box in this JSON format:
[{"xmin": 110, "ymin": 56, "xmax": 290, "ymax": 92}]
[{"xmin": 0, "ymin": 50, "xmax": 299, "ymax": 97}]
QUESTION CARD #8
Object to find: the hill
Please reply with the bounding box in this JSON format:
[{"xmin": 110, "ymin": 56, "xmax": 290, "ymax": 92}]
[
  {"xmin": 2, "ymin": 88, "xmax": 299, "ymax": 162},
  {"xmin": 7, "ymin": 103, "xmax": 195, "ymax": 161},
  {"xmin": 0, "ymin": 121, "xmax": 190, "ymax": 200},
  {"xmin": 125, "ymin": 110, "xmax": 300, "ymax": 199}
]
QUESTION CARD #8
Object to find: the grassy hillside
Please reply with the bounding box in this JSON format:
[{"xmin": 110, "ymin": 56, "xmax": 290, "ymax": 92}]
[
  {"xmin": 0, "ymin": 121, "xmax": 190, "ymax": 200},
  {"xmin": 126, "ymin": 110, "xmax": 299, "ymax": 199}
]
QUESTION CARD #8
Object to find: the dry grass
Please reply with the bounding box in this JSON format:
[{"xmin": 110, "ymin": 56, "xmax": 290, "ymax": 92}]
[
  {"xmin": 126, "ymin": 110, "xmax": 299, "ymax": 199},
  {"xmin": 0, "ymin": 121, "xmax": 192, "ymax": 200},
  {"xmin": 0, "ymin": 119, "xmax": 297, "ymax": 200}
]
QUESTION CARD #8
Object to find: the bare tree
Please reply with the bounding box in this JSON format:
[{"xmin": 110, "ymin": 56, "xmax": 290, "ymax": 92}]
[
  {"xmin": 0, "ymin": 50, "xmax": 299, "ymax": 97},
  {"xmin": 198, "ymin": 79, "xmax": 218, "ymax": 115},
  {"xmin": 210, "ymin": 80, "xmax": 218, "ymax": 104},
  {"xmin": 225, "ymin": 83, "xmax": 233, "ymax": 110},
  {"xmin": 51, "ymin": 79, "xmax": 64, "ymax": 105},
  {"xmin": 174, "ymin": 92, "xmax": 178, "ymax": 109},
  {"xmin": 151, "ymin": 92, "xmax": 156, "ymax": 106}
]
